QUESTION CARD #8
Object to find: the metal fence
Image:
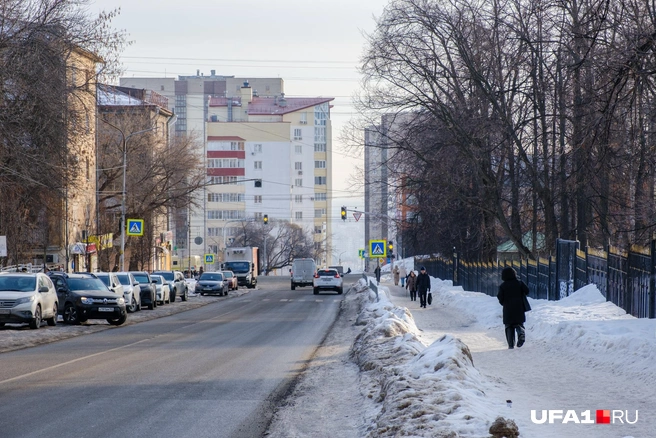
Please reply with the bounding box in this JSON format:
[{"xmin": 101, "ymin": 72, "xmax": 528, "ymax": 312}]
[{"xmin": 415, "ymin": 238, "xmax": 656, "ymax": 319}]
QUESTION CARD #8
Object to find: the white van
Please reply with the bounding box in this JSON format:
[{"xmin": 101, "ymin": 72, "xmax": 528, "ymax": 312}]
[{"xmin": 290, "ymin": 258, "xmax": 317, "ymax": 290}]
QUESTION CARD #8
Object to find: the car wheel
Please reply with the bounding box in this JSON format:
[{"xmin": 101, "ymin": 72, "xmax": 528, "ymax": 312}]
[
  {"xmin": 128, "ymin": 297, "xmax": 137, "ymax": 313},
  {"xmin": 313, "ymin": 287, "xmax": 319, "ymax": 295},
  {"xmin": 182, "ymin": 290, "xmax": 187, "ymax": 301},
  {"xmin": 337, "ymin": 287, "xmax": 343, "ymax": 295},
  {"xmin": 291, "ymin": 283, "xmax": 296, "ymax": 290},
  {"xmin": 29, "ymin": 305, "xmax": 42, "ymax": 329},
  {"xmin": 63, "ymin": 304, "xmax": 80, "ymax": 325},
  {"xmin": 148, "ymin": 300, "xmax": 154, "ymax": 310},
  {"xmin": 200, "ymin": 292, "xmax": 205, "ymax": 296},
  {"xmin": 107, "ymin": 314, "xmax": 127, "ymax": 326},
  {"xmin": 46, "ymin": 304, "xmax": 57, "ymax": 326},
  {"xmin": 171, "ymin": 291, "xmax": 176, "ymax": 303},
  {"xmin": 153, "ymin": 295, "xmax": 158, "ymax": 308},
  {"xmin": 0, "ymin": 322, "xmax": 4, "ymax": 327}
]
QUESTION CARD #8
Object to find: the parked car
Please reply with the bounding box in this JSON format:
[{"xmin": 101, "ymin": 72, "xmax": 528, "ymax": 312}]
[
  {"xmin": 115, "ymin": 272, "xmax": 141, "ymax": 312},
  {"xmin": 95, "ymin": 272, "xmax": 126, "ymax": 303},
  {"xmin": 313, "ymin": 268, "xmax": 344, "ymax": 295},
  {"xmin": 222, "ymin": 270, "xmax": 238, "ymax": 291},
  {"xmin": 128, "ymin": 271, "xmax": 157, "ymax": 310},
  {"xmin": 151, "ymin": 275, "xmax": 171, "ymax": 305},
  {"xmin": 0, "ymin": 272, "xmax": 58, "ymax": 329},
  {"xmin": 48, "ymin": 272, "xmax": 127, "ymax": 325},
  {"xmin": 195, "ymin": 272, "xmax": 228, "ymax": 296},
  {"xmin": 151, "ymin": 270, "xmax": 187, "ymax": 302}
]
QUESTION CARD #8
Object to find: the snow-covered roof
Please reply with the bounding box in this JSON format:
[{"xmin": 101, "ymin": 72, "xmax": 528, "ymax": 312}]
[{"xmin": 208, "ymin": 96, "xmax": 333, "ymax": 115}]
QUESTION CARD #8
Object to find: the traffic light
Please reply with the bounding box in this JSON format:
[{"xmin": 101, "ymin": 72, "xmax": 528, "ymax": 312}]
[
  {"xmin": 388, "ymin": 241, "xmax": 394, "ymax": 251},
  {"xmin": 263, "ymin": 214, "xmax": 269, "ymax": 225},
  {"xmin": 341, "ymin": 206, "xmax": 347, "ymax": 221}
]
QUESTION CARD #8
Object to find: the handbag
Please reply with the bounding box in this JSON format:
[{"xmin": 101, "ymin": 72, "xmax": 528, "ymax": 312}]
[{"xmin": 427, "ymin": 292, "xmax": 433, "ymax": 305}]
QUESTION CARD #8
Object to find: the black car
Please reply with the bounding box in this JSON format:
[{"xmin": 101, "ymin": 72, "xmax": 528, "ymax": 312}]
[
  {"xmin": 195, "ymin": 272, "xmax": 228, "ymax": 296},
  {"xmin": 48, "ymin": 272, "xmax": 127, "ymax": 325},
  {"xmin": 151, "ymin": 270, "xmax": 187, "ymax": 302},
  {"xmin": 129, "ymin": 271, "xmax": 157, "ymax": 310}
]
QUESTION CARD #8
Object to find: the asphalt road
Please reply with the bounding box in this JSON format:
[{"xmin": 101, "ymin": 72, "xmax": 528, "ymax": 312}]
[{"xmin": 0, "ymin": 275, "xmax": 354, "ymax": 438}]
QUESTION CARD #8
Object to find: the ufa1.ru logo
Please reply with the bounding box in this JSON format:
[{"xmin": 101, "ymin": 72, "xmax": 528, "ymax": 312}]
[{"xmin": 530, "ymin": 410, "xmax": 638, "ymax": 424}]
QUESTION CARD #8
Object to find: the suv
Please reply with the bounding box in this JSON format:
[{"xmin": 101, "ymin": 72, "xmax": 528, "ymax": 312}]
[
  {"xmin": 0, "ymin": 273, "xmax": 58, "ymax": 329},
  {"xmin": 313, "ymin": 268, "xmax": 344, "ymax": 295},
  {"xmin": 291, "ymin": 258, "xmax": 316, "ymax": 290},
  {"xmin": 129, "ymin": 271, "xmax": 157, "ymax": 310},
  {"xmin": 151, "ymin": 270, "xmax": 187, "ymax": 302},
  {"xmin": 48, "ymin": 272, "xmax": 127, "ymax": 325},
  {"xmin": 115, "ymin": 272, "xmax": 141, "ymax": 312}
]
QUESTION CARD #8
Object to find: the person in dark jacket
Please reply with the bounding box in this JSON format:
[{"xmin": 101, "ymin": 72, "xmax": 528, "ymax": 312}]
[
  {"xmin": 406, "ymin": 270, "xmax": 417, "ymax": 301},
  {"xmin": 497, "ymin": 267, "xmax": 530, "ymax": 349},
  {"xmin": 374, "ymin": 264, "xmax": 381, "ymax": 284},
  {"xmin": 416, "ymin": 266, "xmax": 431, "ymax": 308}
]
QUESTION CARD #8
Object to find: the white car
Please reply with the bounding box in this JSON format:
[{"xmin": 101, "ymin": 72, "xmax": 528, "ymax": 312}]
[
  {"xmin": 313, "ymin": 268, "xmax": 344, "ymax": 295},
  {"xmin": 0, "ymin": 272, "xmax": 59, "ymax": 329},
  {"xmin": 115, "ymin": 272, "xmax": 141, "ymax": 312},
  {"xmin": 151, "ymin": 274, "xmax": 171, "ymax": 304}
]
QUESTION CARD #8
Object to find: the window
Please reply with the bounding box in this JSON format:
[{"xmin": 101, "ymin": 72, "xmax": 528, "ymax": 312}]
[
  {"xmin": 315, "ymin": 160, "xmax": 326, "ymax": 169},
  {"xmin": 295, "ymin": 212, "xmax": 303, "ymax": 220},
  {"xmin": 314, "ymin": 127, "xmax": 326, "ymax": 142},
  {"xmin": 314, "ymin": 176, "xmax": 326, "ymax": 185},
  {"xmin": 293, "ymin": 128, "xmax": 302, "ymax": 140},
  {"xmin": 207, "ymin": 176, "xmax": 241, "ymax": 185},
  {"xmin": 314, "ymin": 143, "xmax": 326, "ymax": 152},
  {"xmin": 315, "ymin": 226, "xmax": 322, "ymax": 234},
  {"xmin": 208, "ymin": 193, "xmax": 244, "ymax": 202},
  {"xmin": 207, "ymin": 210, "xmax": 245, "ymax": 220},
  {"xmin": 295, "ymin": 145, "xmax": 303, "ymax": 154},
  {"xmin": 295, "ymin": 162, "xmax": 302, "ymax": 170},
  {"xmin": 254, "ymin": 144, "xmax": 262, "ymax": 153},
  {"xmin": 207, "ymin": 227, "xmax": 221, "ymax": 237},
  {"xmin": 209, "ymin": 245, "xmax": 219, "ymax": 254},
  {"xmin": 315, "ymin": 208, "xmax": 326, "ymax": 218},
  {"xmin": 254, "ymin": 161, "xmax": 262, "ymax": 170},
  {"xmin": 295, "ymin": 178, "xmax": 303, "ymax": 187},
  {"xmin": 254, "ymin": 212, "xmax": 263, "ymax": 220},
  {"xmin": 230, "ymin": 142, "xmax": 245, "ymax": 151},
  {"xmin": 254, "ymin": 195, "xmax": 262, "ymax": 204},
  {"xmin": 295, "ymin": 195, "xmax": 303, "ymax": 203},
  {"xmin": 314, "ymin": 192, "xmax": 327, "ymax": 201},
  {"xmin": 207, "ymin": 158, "xmax": 244, "ymax": 168},
  {"xmin": 300, "ymin": 112, "xmax": 307, "ymax": 124}
]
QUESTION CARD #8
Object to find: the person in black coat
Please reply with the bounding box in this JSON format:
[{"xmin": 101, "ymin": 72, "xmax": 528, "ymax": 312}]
[
  {"xmin": 416, "ymin": 266, "xmax": 431, "ymax": 308},
  {"xmin": 497, "ymin": 267, "xmax": 531, "ymax": 349}
]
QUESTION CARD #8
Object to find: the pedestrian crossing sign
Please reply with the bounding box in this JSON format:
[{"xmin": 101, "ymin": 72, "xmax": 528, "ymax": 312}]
[
  {"xmin": 204, "ymin": 254, "xmax": 214, "ymax": 264},
  {"xmin": 126, "ymin": 219, "xmax": 144, "ymax": 236},
  {"xmin": 369, "ymin": 240, "xmax": 387, "ymax": 258}
]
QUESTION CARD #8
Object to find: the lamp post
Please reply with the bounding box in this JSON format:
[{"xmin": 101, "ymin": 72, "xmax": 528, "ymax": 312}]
[{"xmin": 101, "ymin": 119, "xmax": 157, "ymax": 271}]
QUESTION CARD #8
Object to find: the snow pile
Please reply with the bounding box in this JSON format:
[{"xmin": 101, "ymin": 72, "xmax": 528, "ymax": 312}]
[{"xmin": 350, "ymin": 278, "xmax": 501, "ymax": 437}]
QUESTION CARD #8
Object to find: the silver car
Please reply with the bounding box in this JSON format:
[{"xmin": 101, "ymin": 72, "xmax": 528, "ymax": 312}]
[
  {"xmin": 115, "ymin": 272, "xmax": 141, "ymax": 312},
  {"xmin": 312, "ymin": 268, "xmax": 344, "ymax": 295},
  {"xmin": 151, "ymin": 275, "xmax": 171, "ymax": 304},
  {"xmin": 0, "ymin": 273, "xmax": 59, "ymax": 329}
]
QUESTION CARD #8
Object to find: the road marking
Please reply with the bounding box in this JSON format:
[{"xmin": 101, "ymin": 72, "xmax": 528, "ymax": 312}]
[
  {"xmin": 315, "ymin": 299, "xmax": 323, "ymax": 302},
  {"xmin": 280, "ymin": 299, "xmax": 289, "ymax": 302}
]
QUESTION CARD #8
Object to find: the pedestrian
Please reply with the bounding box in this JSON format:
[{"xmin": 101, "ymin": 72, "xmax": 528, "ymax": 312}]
[
  {"xmin": 497, "ymin": 266, "xmax": 531, "ymax": 349},
  {"xmin": 393, "ymin": 266, "xmax": 400, "ymax": 286},
  {"xmin": 416, "ymin": 266, "xmax": 431, "ymax": 308},
  {"xmin": 374, "ymin": 264, "xmax": 381, "ymax": 284},
  {"xmin": 406, "ymin": 270, "xmax": 417, "ymax": 301},
  {"xmin": 399, "ymin": 265, "xmax": 407, "ymax": 287}
]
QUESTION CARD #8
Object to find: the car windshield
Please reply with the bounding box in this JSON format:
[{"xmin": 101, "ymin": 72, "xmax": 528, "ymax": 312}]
[
  {"xmin": 132, "ymin": 273, "xmax": 149, "ymax": 283},
  {"xmin": 95, "ymin": 275, "xmax": 110, "ymax": 286},
  {"xmin": 0, "ymin": 275, "xmax": 36, "ymax": 292},
  {"xmin": 200, "ymin": 273, "xmax": 223, "ymax": 281},
  {"xmin": 154, "ymin": 272, "xmax": 174, "ymax": 281},
  {"xmin": 223, "ymin": 271, "xmax": 233, "ymax": 278},
  {"xmin": 318, "ymin": 270, "xmax": 338, "ymax": 277},
  {"xmin": 68, "ymin": 277, "xmax": 110, "ymax": 291},
  {"xmin": 223, "ymin": 261, "xmax": 250, "ymax": 273},
  {"xmin": 116, "ymin": 274, "xmax": 131, "ymax": 285}
]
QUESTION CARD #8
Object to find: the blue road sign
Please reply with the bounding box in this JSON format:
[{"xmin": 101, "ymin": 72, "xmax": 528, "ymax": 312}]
[
  {"xmin": 126, "ymin": 219, "xmax": 144, "ymax": 236},
  {"xmin": 369, "ymin": 240, "xmax": 387, "ymax": 258},
  {"xmin": 204, "ymin": 254, "xmax": 214, "ymax": 264}
]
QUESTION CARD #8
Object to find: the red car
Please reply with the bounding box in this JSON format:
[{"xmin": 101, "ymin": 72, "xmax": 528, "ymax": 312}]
[{"xmin": 222, "ymin": 271, "xmax": 238, "ymax": 291}]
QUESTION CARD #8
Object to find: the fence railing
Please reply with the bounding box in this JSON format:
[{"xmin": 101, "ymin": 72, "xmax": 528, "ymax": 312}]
[{"xmin": 415, "ymin": 238, "xmax": 656, "ymax": 319}]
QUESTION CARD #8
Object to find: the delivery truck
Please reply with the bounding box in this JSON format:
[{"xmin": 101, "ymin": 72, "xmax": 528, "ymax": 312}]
[{"xmin": 222, "ymin": 247, "xmax": 259, "ymax": 288}]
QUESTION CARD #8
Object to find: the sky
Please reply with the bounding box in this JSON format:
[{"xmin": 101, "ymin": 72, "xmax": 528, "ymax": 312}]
[
  {"xmin": 1, "ymin": 260, "xmax": 653, "ymax": 436},
  {"xmin": 89, "ymin": 0, "xmax": 386, "ymax": 266}
]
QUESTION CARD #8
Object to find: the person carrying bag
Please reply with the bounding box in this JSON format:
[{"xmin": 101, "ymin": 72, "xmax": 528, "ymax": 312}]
[{"xmin": 406, "ymin": 270, "xmax": 417, "ymax": 301}]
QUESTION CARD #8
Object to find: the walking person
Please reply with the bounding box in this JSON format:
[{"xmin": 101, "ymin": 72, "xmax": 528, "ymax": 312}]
[
  {"xmin": 497, "ymin": 267, "xmax": 531, "ymax": 349},
  {"xmin": 416, "ymin": 266, "xmax": 431, "ymax": 308},
  {"xmin": 406, "ymin": 270, "xmax": 417, "ymax": 301},
  {"xmin": 399, "ymin": 265, "xmax": 407, "ymax": 287},
  {"xmin": 374, "ymin": 264, "xmax": 381, "ymax": 284},
  {"xmin": 393, "ymin": 266, "xmax": 400, "ymax": 286}
]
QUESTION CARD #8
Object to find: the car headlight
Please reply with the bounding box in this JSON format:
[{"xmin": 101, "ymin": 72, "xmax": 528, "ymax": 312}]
[
  {"xmin": 81, "ymin": 297, "xmax": 94, "ymax": 305},
  {"xmin": 117, "ymin": 297, "xmax": 125, "ymax": 305},
  {"xmin": 14, "ymin": 295, "xmax": 36, "ymax": 306}
]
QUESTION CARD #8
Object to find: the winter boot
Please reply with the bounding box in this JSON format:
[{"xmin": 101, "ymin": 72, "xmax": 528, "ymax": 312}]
[
  {"xmin": 505, "ymin": 325, "xmax": 515, "ymax": 349},
  {"xmin": 516, "ymin": 325, "xmax": 525, "ymax": 348}
]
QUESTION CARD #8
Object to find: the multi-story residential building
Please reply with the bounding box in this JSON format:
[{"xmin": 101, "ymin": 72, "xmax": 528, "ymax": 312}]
[
  {"xmin": 206, "ymin": 82, "xmax": 334, "ymax": 265},
  {"xmin": 120, "ymin": 72, "xmax": 334, "ymax": 267}
]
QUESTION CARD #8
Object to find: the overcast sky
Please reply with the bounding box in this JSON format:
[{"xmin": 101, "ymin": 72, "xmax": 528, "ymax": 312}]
[{"xmin": 90, "ymin": 0, "xmax": 386, "ymax": 264}]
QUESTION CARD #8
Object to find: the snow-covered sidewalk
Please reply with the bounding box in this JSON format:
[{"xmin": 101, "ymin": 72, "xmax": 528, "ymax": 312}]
[{"xmin": 268, "ymin": 266, "xmax": 653, "ymax": 437}]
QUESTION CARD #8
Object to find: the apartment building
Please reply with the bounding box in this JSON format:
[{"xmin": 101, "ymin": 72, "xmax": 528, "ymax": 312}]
[{"xmin": 120, "ymin": 72, "xmax": 334, "ymax": 266}]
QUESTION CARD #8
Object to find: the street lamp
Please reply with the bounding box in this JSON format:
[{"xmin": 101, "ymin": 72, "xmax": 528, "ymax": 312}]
[{"xmin": 101, "ymin": 119, "xmax": 157, "ymax": 271}]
